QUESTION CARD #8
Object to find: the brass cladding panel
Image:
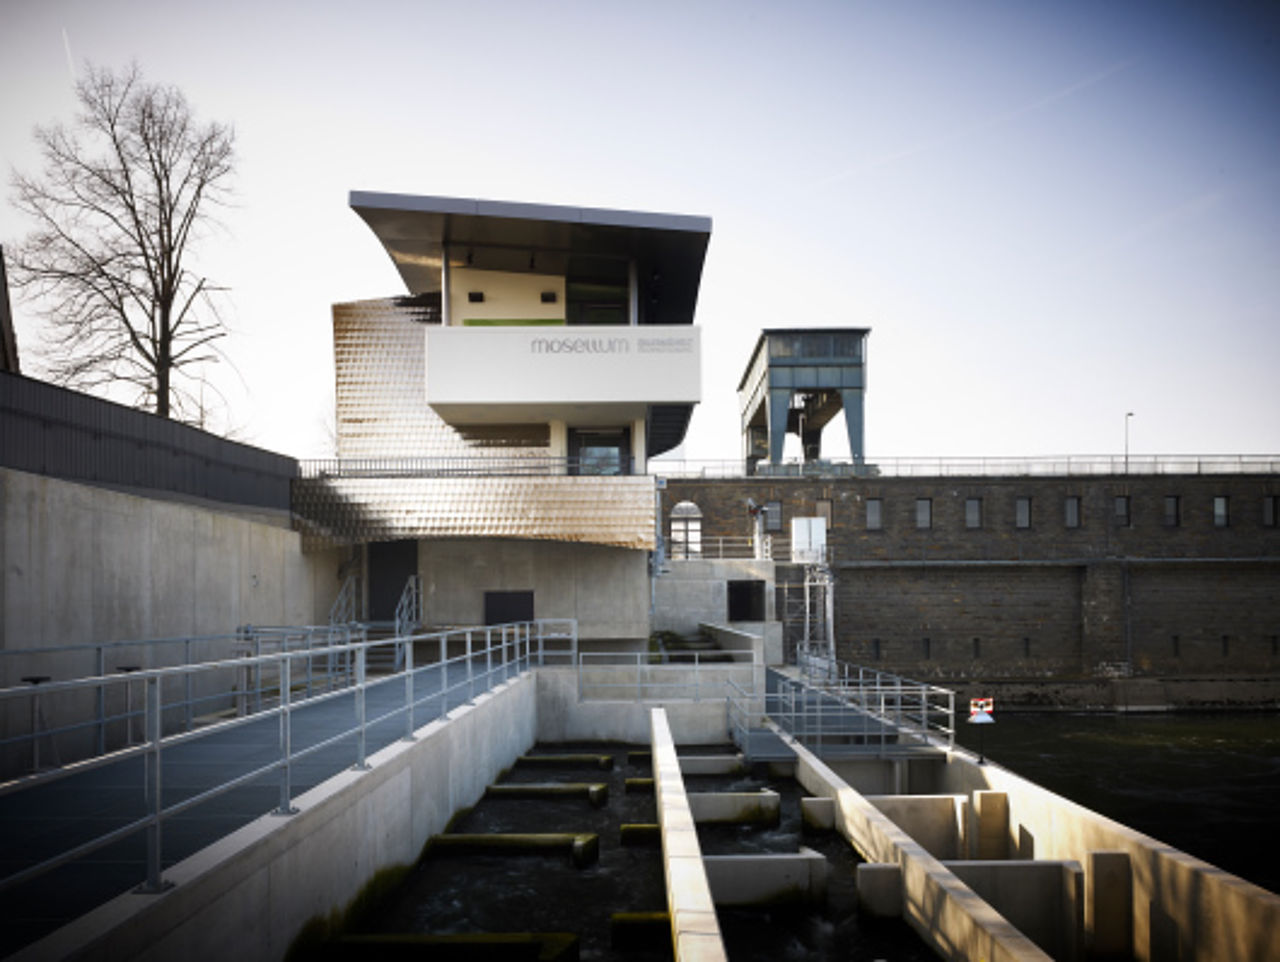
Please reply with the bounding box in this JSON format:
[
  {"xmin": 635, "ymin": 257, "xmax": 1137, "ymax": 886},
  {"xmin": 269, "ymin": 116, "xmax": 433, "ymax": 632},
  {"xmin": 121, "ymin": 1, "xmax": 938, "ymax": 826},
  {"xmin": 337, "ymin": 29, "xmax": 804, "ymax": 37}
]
[
  {"xmin": 332, "ymin": 298, "xmax": 550, "ymax": 460},
  {"xmin": 293, "ymin": 474, "xmax": 656, "ymax": 551}
]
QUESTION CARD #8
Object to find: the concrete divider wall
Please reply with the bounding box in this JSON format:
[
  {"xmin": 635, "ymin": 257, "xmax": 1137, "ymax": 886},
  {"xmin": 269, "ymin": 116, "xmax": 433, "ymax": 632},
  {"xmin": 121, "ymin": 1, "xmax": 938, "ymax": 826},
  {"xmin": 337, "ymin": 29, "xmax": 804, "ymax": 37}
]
[
  {"xmin": 865, "ymin": 794, "xmax": 967, "ymax": 861},
  {"xmin": 537, "ymin": 666, "xmax": 730, "ymax": 743},
  {"xmin": 18, "ymin": 673, "xmax": 539, "ymax": 962},
  {"xmin": 790, "ymin": 738, "xmax": 1053, "ymax": 962},
  {"xmin": 700, "ymin": 622, "xmax": 783, "ymax": 667},
  {"xmin": 936, "ymin": 752, "xmax": 1280, "ymax": 962}
]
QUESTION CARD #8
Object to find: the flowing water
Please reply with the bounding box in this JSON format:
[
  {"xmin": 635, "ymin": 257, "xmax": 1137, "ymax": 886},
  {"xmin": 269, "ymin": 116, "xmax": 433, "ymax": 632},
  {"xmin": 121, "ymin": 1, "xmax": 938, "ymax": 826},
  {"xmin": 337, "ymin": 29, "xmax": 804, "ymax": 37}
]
[{"xmin": 954, "ymin": 711, "xmax": 1280, "ymax": 893}]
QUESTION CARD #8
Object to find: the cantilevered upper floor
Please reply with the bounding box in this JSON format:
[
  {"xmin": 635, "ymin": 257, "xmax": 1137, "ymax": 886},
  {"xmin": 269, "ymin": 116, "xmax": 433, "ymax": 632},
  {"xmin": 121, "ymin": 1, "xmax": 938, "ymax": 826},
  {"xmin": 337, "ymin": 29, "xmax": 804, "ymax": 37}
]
[{"xmin": 347, "ymin": 192, "xmax": 710, "ymax": 460}]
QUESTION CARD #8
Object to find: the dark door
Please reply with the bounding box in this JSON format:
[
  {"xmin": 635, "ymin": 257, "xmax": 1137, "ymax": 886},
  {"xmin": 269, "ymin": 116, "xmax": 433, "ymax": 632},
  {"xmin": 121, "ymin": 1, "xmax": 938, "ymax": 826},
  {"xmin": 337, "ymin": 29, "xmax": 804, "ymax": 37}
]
[
  {"xmin": 367, "ymin": 540, "xmax": 418, "ymax": 622},
  {"xmin": 484, "ymin": 590, "xmax": 535, "ymax": 625}
]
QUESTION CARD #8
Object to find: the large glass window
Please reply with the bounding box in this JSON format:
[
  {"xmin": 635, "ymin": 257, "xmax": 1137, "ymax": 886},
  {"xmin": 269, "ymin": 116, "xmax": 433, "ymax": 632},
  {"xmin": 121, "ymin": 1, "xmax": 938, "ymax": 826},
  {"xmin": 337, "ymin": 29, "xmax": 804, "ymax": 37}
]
[{"xmin": 569, "ymin": 427, "xmax": 631, "ymax": 475}]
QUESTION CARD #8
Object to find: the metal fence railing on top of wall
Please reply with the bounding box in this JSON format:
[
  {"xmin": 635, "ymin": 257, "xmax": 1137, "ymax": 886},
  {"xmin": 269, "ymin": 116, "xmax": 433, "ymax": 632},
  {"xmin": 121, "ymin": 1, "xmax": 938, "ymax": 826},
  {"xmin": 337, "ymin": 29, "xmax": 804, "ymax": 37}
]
[{"xmin": 0, "ymin": 371, "xmax": 297, "ymax": 511}]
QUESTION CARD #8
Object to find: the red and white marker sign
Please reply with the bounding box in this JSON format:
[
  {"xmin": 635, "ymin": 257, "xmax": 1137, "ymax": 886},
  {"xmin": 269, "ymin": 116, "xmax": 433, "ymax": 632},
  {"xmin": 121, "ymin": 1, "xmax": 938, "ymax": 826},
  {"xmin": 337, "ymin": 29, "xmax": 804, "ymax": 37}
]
[{"xmin": 969, "ymin": 697, "xmax": 994, "ymax": 716}]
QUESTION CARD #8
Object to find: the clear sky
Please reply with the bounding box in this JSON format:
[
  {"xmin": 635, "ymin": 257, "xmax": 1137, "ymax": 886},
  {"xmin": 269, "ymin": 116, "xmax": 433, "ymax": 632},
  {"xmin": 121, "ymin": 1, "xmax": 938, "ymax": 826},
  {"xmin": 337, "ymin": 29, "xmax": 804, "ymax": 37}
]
[{"xmin": 3, "ymin": 0, "xmax": 1278, "ymax": 462}]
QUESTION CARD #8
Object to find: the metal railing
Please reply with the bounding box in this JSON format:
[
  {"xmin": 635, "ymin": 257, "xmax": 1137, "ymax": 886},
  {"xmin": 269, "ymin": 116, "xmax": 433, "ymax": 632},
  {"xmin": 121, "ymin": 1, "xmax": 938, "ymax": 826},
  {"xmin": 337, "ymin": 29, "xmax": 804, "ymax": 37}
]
[
  {"xmin": 329, "ymin": 574, "xmax": 359, "ymax": 625},
  {"xmin": 299, "ymin": 456, "xmax": 641, "ymax": 478},
  {"xmin": 668, "ymin": 535, "xmax": 791, "ymax": 561},
  {"xmin": 651, "ymin": 454, "xmax": 1280, "ymax": 479},
  {"xmin": 797, "ymin": 652, "xmax": 954, "ymax": 752},
  {"xmin": 0, "ymin": 625, "xmax": 365, "ymax": 772},
  {"xmin": 576, "ymin": 650, "xmax": 760, "ymax": 702},
  {"xmin": 0, "ymin": 619, "xmax": 577, "ymax": 898}
]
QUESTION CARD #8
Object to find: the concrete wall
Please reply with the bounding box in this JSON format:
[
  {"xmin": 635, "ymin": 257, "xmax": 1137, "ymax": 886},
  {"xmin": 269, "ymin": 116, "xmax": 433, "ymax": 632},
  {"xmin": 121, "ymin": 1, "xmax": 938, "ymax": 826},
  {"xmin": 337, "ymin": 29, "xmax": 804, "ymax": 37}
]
[
  {"xmin": 17, "ymin": 672, "xmax": 539, "ymax": 962},
  {"xmin": 419, "ymin": 537, "xmax": 649, "ymax": 640},
  {"xmin": 654, "ymin": 558, "xmax": 778, "ymax": 636},
  {"xmin": 536, "ymin": 666, "xmax": 731, "ymax": 744},
  {"xmin": 935, "ymin": 752, "xmax": 1280, "ymax": 962}
]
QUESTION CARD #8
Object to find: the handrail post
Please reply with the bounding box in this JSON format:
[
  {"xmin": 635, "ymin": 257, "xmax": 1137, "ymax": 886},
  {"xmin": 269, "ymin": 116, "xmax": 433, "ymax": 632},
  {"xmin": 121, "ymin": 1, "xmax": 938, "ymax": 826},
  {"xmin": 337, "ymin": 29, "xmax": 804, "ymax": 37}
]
[
  {"xmin": 485, "ymin": 627, "xmax": 492, "ymax": 687},
  {"xmin": 253, "ymin": 632, "xmax": 263, "ymax": 714},
  {"xmin": 439, "ymin": 632, "xmax": 448, "ymax": 718},
  {"xmin": 276, "ymin": 657, "xmax": 298, "ymax": 814},
  {"xmin": 403, "ymin": 639, "xmax": 416, "ymax": 741},
  {"xmin": 183, "ymin": 638, "xmax": 194, "ymax": 732},
  {"xmin": 353, "ymin": 646, "xmax": 370, "ymax": 770},
  {"xmin": 138, "ymin": 676, "xmax": 171, "ymax": 893},
  {"xmin": 95, "ymin": 646, "xmax": 106, "ymax": 755},
  {"xmin": 466, "ymin": 630, "xmax": 474, "ymax": 701}
]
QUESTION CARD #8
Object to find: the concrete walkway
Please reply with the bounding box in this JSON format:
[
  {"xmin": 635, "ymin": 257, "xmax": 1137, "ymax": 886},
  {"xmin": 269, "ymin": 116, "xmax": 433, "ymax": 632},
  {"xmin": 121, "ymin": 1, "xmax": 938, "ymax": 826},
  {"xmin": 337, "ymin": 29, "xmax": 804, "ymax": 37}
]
[{"xmin": 0, "ymin": 658, "xmax": 506, "ymax": 957}]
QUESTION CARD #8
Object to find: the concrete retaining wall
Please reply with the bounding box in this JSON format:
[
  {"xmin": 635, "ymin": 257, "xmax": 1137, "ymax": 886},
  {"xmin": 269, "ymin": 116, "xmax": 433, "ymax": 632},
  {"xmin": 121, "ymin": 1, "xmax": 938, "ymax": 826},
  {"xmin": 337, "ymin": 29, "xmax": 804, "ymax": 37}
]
[{"xmin": 17, "ymin": 673, "xmax": 539, "ymax": 962}]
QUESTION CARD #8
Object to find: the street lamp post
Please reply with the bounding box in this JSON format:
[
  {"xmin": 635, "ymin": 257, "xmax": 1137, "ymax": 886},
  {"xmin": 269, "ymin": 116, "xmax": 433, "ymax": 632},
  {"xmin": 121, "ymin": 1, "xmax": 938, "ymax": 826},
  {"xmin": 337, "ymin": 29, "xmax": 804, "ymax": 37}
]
[{"xmin": 1124, "ymin": 412, "xmax": 1134, "ymax": 473}]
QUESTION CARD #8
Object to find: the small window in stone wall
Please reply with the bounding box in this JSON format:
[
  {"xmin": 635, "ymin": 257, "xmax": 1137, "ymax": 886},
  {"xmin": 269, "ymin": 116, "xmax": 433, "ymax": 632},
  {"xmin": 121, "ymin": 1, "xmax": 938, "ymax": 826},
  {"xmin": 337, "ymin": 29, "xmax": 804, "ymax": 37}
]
[
  {"xmin": 922, "ymin": 637, "xmax": 931, "ymax": 659},
  {"xmin": 1264, "ymin": 495, "xmax": 1278, "ymax": 527},
  {"xmin": 1114, "ymin": 496, "xmax": 1131, "ymax": 527},
  {"xmin": 972, "ymin": 637, "xmax": 981, "ymax": 659},
  {"xmin": 866, "ymin": 498, "xmax": 883, "ymax": 530},
  {"xmin": 765, "ymin": 500, "xmax": 783, "ymax": 532},
  {"xmin": 1221, "ymin": 634, "xmax": 1230, "ymax": 657},
  {"xmin": 965, "ymin": 498, "xmax": 982, "ymax": 529},
  {"xmin": 1214, "ymin": 496, "xmax": 1230, "ymax": 527},
  {"xmin": 1023, "ymin": 637, "xmax": 1031, "ymax": 658},
  {"xmin": 1016, "ymin": 497, "xmax": 1032, "ymax": 529},
  {"xmin": 1164, "ymin": 495, "xmax": 1181, "ymax": 527},
  {"xmin": 816, "ymin": 499, "xmax": 832, "ymax": 528},
  {"xmin": 1171, "ymin": 635, "xmax": 1180, "ymax": 658},
  {"xmin": 872, "ymin": 638, "xmax": 882, "ymax": 660},
  {"xmin": 1065, "ymin": 496, "xmax": 1081, "ymax": 528},
  {"xmin": 915, "ymin": 498, "xmax": 932, "ymax": 529}
]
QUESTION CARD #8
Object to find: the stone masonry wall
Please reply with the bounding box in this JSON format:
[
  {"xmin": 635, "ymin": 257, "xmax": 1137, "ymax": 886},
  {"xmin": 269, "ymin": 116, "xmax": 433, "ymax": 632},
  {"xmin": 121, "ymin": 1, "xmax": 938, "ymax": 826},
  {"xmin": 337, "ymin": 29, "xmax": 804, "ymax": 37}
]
[{"xmin": 662, "ymin": 475, "xmax": 1280, "ymax": 683}]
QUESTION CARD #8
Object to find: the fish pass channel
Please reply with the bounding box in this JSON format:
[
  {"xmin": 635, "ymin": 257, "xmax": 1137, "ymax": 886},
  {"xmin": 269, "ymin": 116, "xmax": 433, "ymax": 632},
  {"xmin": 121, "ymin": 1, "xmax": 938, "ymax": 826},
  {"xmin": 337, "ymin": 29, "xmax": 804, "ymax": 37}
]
[{"xmin": 310, "ymin": 743, "xmax": 935, "ymax": 961}]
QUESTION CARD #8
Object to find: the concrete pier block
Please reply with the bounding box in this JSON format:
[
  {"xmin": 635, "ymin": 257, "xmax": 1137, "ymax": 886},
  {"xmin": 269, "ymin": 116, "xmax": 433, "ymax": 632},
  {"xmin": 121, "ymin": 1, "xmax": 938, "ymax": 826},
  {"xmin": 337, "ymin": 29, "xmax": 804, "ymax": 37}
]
[
  {"xmin": 1087, "ymin": 850, "xmax": 1132, "ymax": 961},
  {"xmin": 688, "ymin": 790, "xmax": 780, "ymax": 825},
  {"xmin": 801, "ymin": 796, "xmax": 835, "ymax": 830},
  {"xmin": 703, "ymin": 847, "xmax": 829, "ymax": 906},
  {"xmin": 944, "ymin": 859, "xmax": 1084, "ymax": 962},
  {"xmin": 973, "ymin": 790, "xmax": 1009, "ymax": 860},
  {"xmin": 856, "ymin": 863, "xmax": 903, "ymax": 917},
  {"xmin": 679, "ymin": 754, "xmax": 745, "ymax": 776}
]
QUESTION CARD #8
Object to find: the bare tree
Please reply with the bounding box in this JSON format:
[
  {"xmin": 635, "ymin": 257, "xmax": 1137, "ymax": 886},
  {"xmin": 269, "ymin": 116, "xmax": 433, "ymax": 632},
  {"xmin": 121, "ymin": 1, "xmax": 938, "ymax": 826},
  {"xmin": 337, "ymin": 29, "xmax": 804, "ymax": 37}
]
[{"xmin": 8, "ymin": 62, "xmax": 234, "ymax": 419}]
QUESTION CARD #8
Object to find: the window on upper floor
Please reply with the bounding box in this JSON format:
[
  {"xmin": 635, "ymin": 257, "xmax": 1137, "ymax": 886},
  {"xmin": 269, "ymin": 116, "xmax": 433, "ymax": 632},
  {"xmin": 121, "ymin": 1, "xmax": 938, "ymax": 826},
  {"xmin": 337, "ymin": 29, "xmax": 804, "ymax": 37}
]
[
  {"xmin": 1015, "ymin": 497, "xmax": 1032, "ymax": 529},
  {"xmin": 1064, "ymin": 496, "xmax": 1081, "ymax": 529},
  {"xmin": 762, "ymin": 500, "xmax": 783, "ymax": 532},
  {"xmin": 915, "ymin": 498, "xmax": 932, "ymax": 530},
  {"xmin": 816, "ymin": 499, "xmax": 833, "ymax": 528},
  {"xmin": 1214, "ymin": 496, "xmax": 1230, "ymax": 527},
  {"xmin": 1114, "ymin": 495, "xmax": 1131, "ymax": 528},
  {"xmin": 1164, "ymin": 495, "xmax": 1181, "ymax": 527},
  {"xmin": 965, "ymin": 498, "xmax": 983, "ymax": 529},
  {"xmin": 1263, "ymin": 495, "xmax": 1277, "ymax": 528},
  {"xmin": 866, "ymin": 498, "xmax": 883, "ymax": 531}
]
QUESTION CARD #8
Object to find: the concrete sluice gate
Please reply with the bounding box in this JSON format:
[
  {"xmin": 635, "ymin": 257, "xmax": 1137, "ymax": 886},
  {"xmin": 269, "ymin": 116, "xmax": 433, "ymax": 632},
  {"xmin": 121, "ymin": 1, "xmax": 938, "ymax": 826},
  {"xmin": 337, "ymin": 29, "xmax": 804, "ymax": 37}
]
[{"xmin": 301, "ymin": 741, "xmax": 932, "ymax": 962}]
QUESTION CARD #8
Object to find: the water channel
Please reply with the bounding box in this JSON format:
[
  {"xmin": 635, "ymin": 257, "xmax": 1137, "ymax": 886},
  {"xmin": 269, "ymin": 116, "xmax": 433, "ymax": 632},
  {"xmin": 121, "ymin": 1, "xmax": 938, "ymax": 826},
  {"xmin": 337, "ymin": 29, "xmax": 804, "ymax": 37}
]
[
  {"xmin": 954, "ymin": 710, "xmax": 1280, "ymax": 894},
  {"xmin": 327, "ymin": 742, "xmax": 933, "ymax": 961}
]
